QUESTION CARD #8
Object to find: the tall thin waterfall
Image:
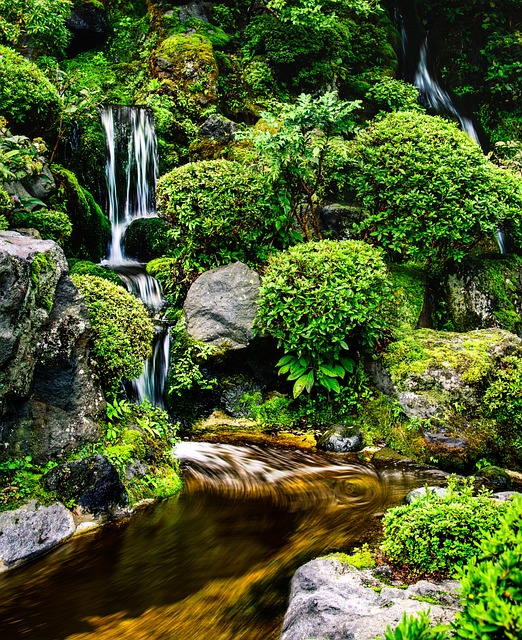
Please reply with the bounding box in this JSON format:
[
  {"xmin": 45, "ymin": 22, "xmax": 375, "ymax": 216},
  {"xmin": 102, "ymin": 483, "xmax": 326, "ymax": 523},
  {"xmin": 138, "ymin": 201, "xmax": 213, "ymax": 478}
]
[
  {"xmin": 100, "ymin": 106, "xmax": 169, "ymax": 407},
  {"xmin": 101, "ymin": 106, "xmax": 159, "ymax": 264},
  {"xmin": 413, "ymin": 38, "xmax": 481, "ymax": 145}
]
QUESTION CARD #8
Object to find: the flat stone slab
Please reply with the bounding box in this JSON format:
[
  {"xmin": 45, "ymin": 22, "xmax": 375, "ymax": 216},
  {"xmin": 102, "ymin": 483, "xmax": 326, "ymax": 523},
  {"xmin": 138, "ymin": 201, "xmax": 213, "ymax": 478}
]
[{"xmin": 0, "ymin": 501, "xmax": 75, "ymax": 571}]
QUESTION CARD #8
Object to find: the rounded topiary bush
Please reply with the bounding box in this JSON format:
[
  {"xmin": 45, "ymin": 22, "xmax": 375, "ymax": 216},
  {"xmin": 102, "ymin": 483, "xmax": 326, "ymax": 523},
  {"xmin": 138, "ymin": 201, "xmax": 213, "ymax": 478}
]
[
  {"xmin": 156, "ymin": 159, "xmax": 285, "ymax": 277},
  {"xmin": 348, "ymin": 110, "xmax": 522, "ymax": 265},
  {"xmin": 381, "ymin": 477, "xmax": 507, "ymax": 578},
  {"xmin": 256, "ymin": 239, "xmax": 392, "ymax": 397},
  {"xmin": 12, "ymin": 208, "xmax": 72, "ymax": 245},
  {"xmin": 71, "ymin": 275, "xmax": 154, "ymax": 395},
  {"xmin": 69, "ymin": 260, "xmax": 122, "ymax": 286},
  {"xmin": 0, "ymin": 45, "xmax": 62, "ymax": 138}
]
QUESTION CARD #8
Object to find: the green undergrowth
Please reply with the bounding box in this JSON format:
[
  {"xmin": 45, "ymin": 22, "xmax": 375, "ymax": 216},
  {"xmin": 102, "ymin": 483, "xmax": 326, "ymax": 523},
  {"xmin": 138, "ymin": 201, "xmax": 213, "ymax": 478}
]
[{"xmin": 0, "ymin": 400, "xmax": 182, "ymax": 513}]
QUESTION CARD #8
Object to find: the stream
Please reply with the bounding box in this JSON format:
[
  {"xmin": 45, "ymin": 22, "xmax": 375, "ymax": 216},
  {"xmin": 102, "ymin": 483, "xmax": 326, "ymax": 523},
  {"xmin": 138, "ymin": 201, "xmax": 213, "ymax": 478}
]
[{"xmin": 0, "ymin": 443, "xmax": 445, "ymax": 640}]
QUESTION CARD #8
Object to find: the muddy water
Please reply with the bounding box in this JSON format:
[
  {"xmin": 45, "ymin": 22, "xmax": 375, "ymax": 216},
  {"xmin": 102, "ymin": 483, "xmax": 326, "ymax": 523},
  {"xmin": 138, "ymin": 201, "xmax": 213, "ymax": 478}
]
[{"xmin": 0, "ymin": 443, "xmax": 444, "ymax": 640}]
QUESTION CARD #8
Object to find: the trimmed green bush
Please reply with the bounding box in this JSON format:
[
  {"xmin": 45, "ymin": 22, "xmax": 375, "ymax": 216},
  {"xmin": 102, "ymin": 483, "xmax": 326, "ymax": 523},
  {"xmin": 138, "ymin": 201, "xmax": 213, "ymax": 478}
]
[
  {"xmin": 453, "ymin": 494, "xmax": 522, "ymax": 639},
  {"xmin": 71, "ymin": 275, "xmax": 154, "ymax": 395},
  {"xmin": 0, "ymin": 45, "xmax": 62, "ymax": 138},
  {"xmin": 381, "ymin": 477, "xmax": 507, "ymax": 578},
  {"xmin": 156, "ymin": 159, "xmax": 287, "ymax": 279},
  {"xmin": 12, "ymin": 208, "xmax": 72, "ymax": 245},
  {"xmin": 69, "ymin": 260, "xmax": 122, "ymax": 286},
  {"xmin": 256, "ymin": 239, "xmax": 392, "ymax": 397},
  {"xmin": 348, "ymin": 111, "xmax": 522, "ymax": 265}
]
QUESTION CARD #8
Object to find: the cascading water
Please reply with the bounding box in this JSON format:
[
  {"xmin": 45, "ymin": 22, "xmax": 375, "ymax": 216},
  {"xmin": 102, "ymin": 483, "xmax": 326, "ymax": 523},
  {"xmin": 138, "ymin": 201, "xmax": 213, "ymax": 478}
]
[{"xmin": 100, "ymin": 106, "xmax": 169, "ymax": 406}]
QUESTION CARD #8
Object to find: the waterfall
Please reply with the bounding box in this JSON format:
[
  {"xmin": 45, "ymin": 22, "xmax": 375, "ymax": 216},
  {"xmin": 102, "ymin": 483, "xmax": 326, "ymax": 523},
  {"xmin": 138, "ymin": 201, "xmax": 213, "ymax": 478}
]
[{"xmin": 100, "ymin": 105, "xmax": 169, "ymax": 406}]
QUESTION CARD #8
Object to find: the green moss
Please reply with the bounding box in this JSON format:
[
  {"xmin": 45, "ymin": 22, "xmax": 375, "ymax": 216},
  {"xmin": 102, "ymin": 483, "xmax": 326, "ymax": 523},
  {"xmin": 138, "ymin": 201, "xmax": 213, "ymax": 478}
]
[
  {"xmin": 69, "ymin": 260, "xmax": 122, "ymax": 285},
  {"xmin": 0, "ymin": 458, "xmax": 58, "ymax": 512},
  {"xmin": 388, "ymin": 263, "xmax": 427, "ymax": 334},
  {"xmin": 156, "ymin": 32, "xmax": 215, "ymax": 67},
  {"xmin": 326, "ymin": 545, "xmax": 376, "ymax": 569},
  {"xmin": 383, "ymin": 329, "xmax": 515, "ymax": 387},
  {"xmin": 31, "ymin": 252, "xmax": 55, "ymax": 311}
]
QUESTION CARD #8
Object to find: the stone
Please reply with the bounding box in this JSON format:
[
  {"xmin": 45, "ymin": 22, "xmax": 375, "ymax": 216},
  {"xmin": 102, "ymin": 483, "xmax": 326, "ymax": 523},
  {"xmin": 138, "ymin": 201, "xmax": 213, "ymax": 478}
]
[
  {"xmin": 0, "ymin": 232, "xmax": 105, "ymax": 462},
  {"xmin": 179, "ymin": 1, "xmax": 209, "ymax": 23},
  {"xmin": 317, "ymin": 202, "xmax": 360, "ymax": 241},
  {"xmin": 0, "ymin": 501, "xmax": 75, "ymax": 571},
  {"xmin": 184, "ymin": 262, "xmax": 261, "ymax": 349},
  {"xmin": 24, "ymin": 164, "xmax": 56, "ymax": 201},
  {"xmin": 281, "ymin": 558, "xmax": 460, "ymax": 640},
  {"xmin": 493, "ymin": 491, "xmax": 519, "ymax": 501},
  {"xmin": 66, "ymin": 4, "xmax": 108, "ymax": 54},
  {"xmin": 317, "ymin": 424, "xmax": 363, "ymax": 453},
  {"xmin": 43, "ymin": 454, "xmax": 128, "ymax": 516},
  {"xmin": 198, "ymin": 115, "xmax": 237, "ymax": 144},
  {"xmin": 404, "ymin": 486, "xmax": 448, "ymax": 504}
]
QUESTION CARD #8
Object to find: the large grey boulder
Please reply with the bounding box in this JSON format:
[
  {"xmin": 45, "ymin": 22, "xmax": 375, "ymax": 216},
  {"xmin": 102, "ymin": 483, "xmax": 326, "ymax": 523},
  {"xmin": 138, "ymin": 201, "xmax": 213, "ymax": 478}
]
[
  {"xmin": 184, "ymin": 262, "xmax": 260, "ymax": 349},
  {"xmin": 0, "ymin": 231, "xmax": 104, "ymax": 462},
  {"xmin": 0, "ymin": 501, "xmax": 75, "ymax": 572},
  {"xmin": 281, "ymin": 558, "xmax": 460, "ymax": 640}
]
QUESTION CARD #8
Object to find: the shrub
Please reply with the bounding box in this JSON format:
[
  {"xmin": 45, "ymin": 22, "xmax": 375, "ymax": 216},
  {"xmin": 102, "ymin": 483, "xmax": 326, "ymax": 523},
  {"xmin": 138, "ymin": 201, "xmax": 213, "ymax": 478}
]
[
  {"xmin": 156, "ymin": 159, "xmax": 288, "ymax": 279},
  {"xmin": 347, "ymin": 111, "xmax": 522, "ymax": 265},
  {"xmin": 381, "ymin": 477, "xmax": 507, "ymax": 578},
  {"xmin": 71, "ymin": 275, "xmax": 154, "ymax": 395},
  {"xmin": 0, "ymin": 45, "xmax": 62, "ymax": 138},
  {"xmin": 453, "ymin": 494, "xmax": 522, "ymax": 639},
  {"xmin": 12, "ymin": 208, "xmax": 72, "ymax": 245},
  {"xmin": 379, "ymin": 611, "xmax": 449, "ymax": 640},
  {"xmin": 255, "ymin": 240, "xmax": 392, "ymax": 397}
]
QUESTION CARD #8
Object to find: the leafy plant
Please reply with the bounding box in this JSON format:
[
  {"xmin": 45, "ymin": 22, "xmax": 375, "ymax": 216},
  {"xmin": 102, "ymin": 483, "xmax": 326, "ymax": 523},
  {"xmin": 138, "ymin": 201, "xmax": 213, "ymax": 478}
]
[
  {"xmin": 256, "ymin": 239, "xmax": 392, "ymax": 397},
  {"xmin": 249, "ymin": 92, "xmax": 360, "ymax": 240},
  {"xmin": 379, "ymin": 611, "xmax": 449, "ymax": 640},
  {"xmin": 347, "ymin": 110, "xmax": 522, "ymax": 266},
  {"xmin": 381, "ymin": 476, "xmax": 507, "ymax": 578},
  {"xmin": 156, "ymin": 159, "xmax": 290, "ymax": 281},
  {"xmin": 453, "ymin": 494, "xmax": 522, "ymax": 639}
]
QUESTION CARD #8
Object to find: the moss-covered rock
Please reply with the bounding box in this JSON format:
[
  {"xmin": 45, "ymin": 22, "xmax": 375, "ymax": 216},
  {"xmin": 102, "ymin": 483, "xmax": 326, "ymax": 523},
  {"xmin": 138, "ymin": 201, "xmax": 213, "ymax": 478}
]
[
  {"xmin": 150, "ymin": 32, "xmax": 218, "ymax": 106},
  {"xmin": 443, "ymin": 254, "xmax": 522, "ymax": 335},
  {"xmin": 369, "ymin": 328, "xmax": 522, "ymax": 469}
]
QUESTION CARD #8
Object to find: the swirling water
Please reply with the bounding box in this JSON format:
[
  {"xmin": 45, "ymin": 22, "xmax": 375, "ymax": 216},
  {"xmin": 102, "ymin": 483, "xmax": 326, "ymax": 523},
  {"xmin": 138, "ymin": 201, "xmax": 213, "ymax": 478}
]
[{"xmin": 0, "ymin": 443, "xmax": 444, "ymax": 640}]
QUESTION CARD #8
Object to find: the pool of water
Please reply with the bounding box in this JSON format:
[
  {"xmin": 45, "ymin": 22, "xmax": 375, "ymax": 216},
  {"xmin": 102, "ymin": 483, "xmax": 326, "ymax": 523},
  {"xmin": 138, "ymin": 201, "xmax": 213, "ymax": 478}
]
[{"xmin": 0, "ymin": 443, "xmax": 444, "ymax": 640}]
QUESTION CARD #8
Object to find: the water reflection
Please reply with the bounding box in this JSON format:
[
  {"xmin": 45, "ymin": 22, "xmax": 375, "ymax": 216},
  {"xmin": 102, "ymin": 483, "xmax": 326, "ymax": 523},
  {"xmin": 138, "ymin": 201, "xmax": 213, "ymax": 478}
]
[{"xmin": 0, "ymin": 443, "xmax": 444, "ymax": 640}]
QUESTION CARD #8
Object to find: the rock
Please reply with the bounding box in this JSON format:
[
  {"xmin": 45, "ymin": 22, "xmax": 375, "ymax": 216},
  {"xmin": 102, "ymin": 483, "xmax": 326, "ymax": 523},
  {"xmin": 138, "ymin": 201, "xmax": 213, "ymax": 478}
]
[
  {"xmin": 24, "ymin": 164, "xmax": 56, "ymax": 201},
  {"xmin": 220, "ymin": 375, "xmax": 263, "ymax": 418},
  {"xmin": 66, "ymin": 4, "xmax": 108, "ymax": 55},
  {"xmin": 43, "ymin": 454, "xmax": 128, "ymax": 516},
  {"xmin": 404, "ymin": 486, "xmax": 448, "ymax": 504},
  {"xmin": 317, "ymin": 424, "xmax": 363, "ymax": 453},
  {"xmin": 0, "ymin": 501, "xmax": 75, "ymax": 571},
  {"xmin": 443, "ymin": 254, "xmax": 522, "ymax": 335},
  {"xmin": 317, "ymin": 203, "xmax": 359, "ymax": 240},
  {"xmin": 179, "ymin": 1, "xmax": 209, "ymax": 23},
  {"xmin": 198, "ymin": 115, "xmax": 237, "ymax": 144},
  {"xmin": 281, "ymin": 558, "xmax": 460, "ymax": 640},
  {"xmin": 492, "ymin": 491, "xmax": 519, "ymax": 501},
  {"xmin": 476, "ymin": 465, "xmax": 513, "ymax": 490},
  {"xmin": 0, "ymin": 231, "xmax": 105, "ymax": 462},
  {"xmin": 184, "ymin": 262, "xmax": 261, "ymax": 349},
  {"xmin": 369, "ymin": 328, "xmax": 522, "ymax": 467}
]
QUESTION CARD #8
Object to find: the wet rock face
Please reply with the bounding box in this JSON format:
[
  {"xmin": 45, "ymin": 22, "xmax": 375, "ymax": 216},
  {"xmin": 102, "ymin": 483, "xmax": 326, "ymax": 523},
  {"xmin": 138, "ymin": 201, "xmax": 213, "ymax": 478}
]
[
  {"xmin": 184, "ymin": 261, "xmax": 261, "ymax": 350},
  {"xmin": 66, "ymin": 4, "xmax": 109, "ymax": 55},
  {"xmin": 281, "ymin": 558, "xmax": 460, "ymax": 640},
  {"xmin": 43, "ymin": 455, "xmax": 128, "ymax": 516},
  {"xmin": 0, "ymin": 231, "xmax": 104, "ymax": 463},
  {"xmin": 0, "ymin": 501, "xmax": 75, "ymax": 572}
]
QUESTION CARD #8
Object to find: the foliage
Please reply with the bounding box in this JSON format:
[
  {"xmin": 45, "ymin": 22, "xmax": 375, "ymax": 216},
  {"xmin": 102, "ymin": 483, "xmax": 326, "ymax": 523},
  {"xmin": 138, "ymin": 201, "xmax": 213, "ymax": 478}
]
[
  {"xmin": 379, "ymin": 611, "xmax": 449, "ymax": 640},
  {"xmin": 50, "ymin": 165, "xmax": 111, "ymax": 262},
  {"xmin": 156, "ymin": 159, "xmax": 290, "ymax": 280},
  {"xmin": 347, "ymin": 111, "xmax": 522, "ymax": 266},
  {"xmin": 123, "ymin": 218, "xmax": 172, "ymax": 262},
  {"xmin": 11, "ymin": 208, "xmax": 72, "ymax": 245},
  {"xmin": 381, "ymin": 476, "xmax": 507, "ymax": 578},
  {"xmin": 484, "ymin": 356, "xmax": 522, "ymax": 432},
  {"xmin": 0, "ymin": 120, "xmax": 47, "ymax": 184},
  {"xmin": 256, "ymin": 240, "xmax": 392, "ymax": 397},
  {"xmin": 0, "ymin": 0, "xmax": 72, "ymax": 56},
  {"xmin": 453, "ymin": 494, "xmax": 522, "ymax": 639},
  {"xmin": 328, "ymin": 544, "xmax": 376, "ymax": 570},
  {"xmin": 0, "ymin": 456, "xmax": 58, "ymax": 512},
  {"xmin": 0, "ymin": 45, "xmax": 63, "ymax": 139},
  {"xmin": 249, "ymin": 92, "xmax": 360, "ymax": 240},
  {"xmin": 71, "ymin": 274, "xmax": 154, "ymax": 395},
  {"xmin": 69, "ymin": 260, "xmax": 122, "ymax": 285},
  {"xmin": 365, "ymin": 76, "xmax": 423, "ymax": 114}
]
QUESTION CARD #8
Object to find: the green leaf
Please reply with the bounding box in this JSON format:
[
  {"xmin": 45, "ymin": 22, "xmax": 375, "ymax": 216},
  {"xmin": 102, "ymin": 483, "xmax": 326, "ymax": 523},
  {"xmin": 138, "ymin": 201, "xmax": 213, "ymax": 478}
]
[
  {"xmin": 305, "ymin": 369, "xmax": 315, "ymax": 393},
  {"xmin": 293, "ymin": 374, "xmax": 308, "ymax": 398},
  {"xmin": 276, "ymin": 354, "xmax": 296, "ymax": 367}
]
